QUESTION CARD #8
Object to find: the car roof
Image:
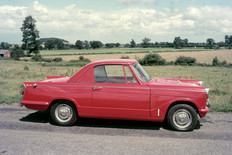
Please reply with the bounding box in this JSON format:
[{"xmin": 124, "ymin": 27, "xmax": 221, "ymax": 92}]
[
  {"xmin": 88, "ymin": 59, "xmax": 137, "ymax": 66},
  {"xmin": 68, "ymin": 59, "xmax": 138, "ymax": 82}
]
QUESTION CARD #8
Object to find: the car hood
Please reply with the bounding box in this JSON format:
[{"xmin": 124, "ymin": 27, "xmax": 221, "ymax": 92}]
[{"xmin": 148, "ymin": 78, "xmax": 201, "ymax": 87}]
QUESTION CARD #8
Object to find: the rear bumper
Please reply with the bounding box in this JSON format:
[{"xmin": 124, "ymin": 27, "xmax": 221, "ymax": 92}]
[{"xmin": 21, "ymin": 100, "xmax": 49, "ymax": 111}]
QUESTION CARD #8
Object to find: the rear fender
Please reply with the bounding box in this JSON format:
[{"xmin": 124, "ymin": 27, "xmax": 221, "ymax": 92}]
[{"xmin": 48, "ymin": 97, "xmax": 80, "ymax": 111}]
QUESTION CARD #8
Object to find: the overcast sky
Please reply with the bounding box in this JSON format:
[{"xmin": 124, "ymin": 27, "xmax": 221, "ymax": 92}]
[{"xmin": 0, "ymin": 0, "xmax": 232, "ymax": 44}]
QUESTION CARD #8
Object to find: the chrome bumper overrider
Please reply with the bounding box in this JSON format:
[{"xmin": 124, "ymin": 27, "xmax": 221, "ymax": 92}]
[{"xmin": 206, "ymin": 98, "xmax": 211, "ymax": 111}]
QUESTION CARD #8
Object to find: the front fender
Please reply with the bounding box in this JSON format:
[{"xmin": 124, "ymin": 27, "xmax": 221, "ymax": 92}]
[{"xmin": 151, "ymin": 96, "xmax": 199, "ymax": 121}]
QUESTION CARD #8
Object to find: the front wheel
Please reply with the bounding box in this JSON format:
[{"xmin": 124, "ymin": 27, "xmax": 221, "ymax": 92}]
[
  {"xmin": 167, "ymin": 104, "xmax": 198, "ymax": 131},
  {"xmin": 50, "ymin": 101, "xmax": 77, "ymax": 126}
]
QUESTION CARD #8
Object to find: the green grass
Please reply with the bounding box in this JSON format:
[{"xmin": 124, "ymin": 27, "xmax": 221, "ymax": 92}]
[
  {"xmin": 39, "ymin": 48, "xmax": 208, "ymax": 56},
  {"xmin": 0, "ymin": 59, "xmax": 231, "ymax": 112},
  {"xmin": 0, "ymin": 60, "xmax": 82, "ymax": 104}
]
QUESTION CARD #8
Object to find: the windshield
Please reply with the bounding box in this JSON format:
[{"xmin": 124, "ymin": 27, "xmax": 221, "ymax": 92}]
[{"xmin": 132, "ymin": 62, "xmax": 151, "ymax": 82}]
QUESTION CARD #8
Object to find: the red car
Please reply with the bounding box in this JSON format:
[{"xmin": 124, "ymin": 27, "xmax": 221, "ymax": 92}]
[{"xmin": 21, "ymin": 59, "xmax": 210, "ymax": 131}]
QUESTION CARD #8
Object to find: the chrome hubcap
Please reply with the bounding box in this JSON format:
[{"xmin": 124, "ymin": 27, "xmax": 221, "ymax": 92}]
[
  {"xmin": 55, "ymin": 104, "xmax": 73, "ymax": 123},
  {"xmin": 173, "ymin": 109, "xmax": 192, "ymax": 129}
]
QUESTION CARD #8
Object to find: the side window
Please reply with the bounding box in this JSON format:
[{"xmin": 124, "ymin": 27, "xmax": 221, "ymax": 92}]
[
  {"xmin": 94, "ymin": 65, "xmax": 125, "ymax": 83},
  {"xmin": 94, "ymin": 65, "xmax": 107, "ymax": 83},
  {"xmin": 105, "ymin": 65, "xmax": 125, "ymax": 83},
  {"xmin": 124, "ymin": 66, "xmax": 137, "ymax": 84}
]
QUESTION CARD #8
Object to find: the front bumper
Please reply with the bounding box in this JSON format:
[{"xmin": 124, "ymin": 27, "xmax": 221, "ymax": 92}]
[
  {"xmin": 199, "ymin": 106, "xmax": 209, "ymax": 117},
  {"xmin": 199, "ymin": 99, "xmax": 211, "ymax": 118}
]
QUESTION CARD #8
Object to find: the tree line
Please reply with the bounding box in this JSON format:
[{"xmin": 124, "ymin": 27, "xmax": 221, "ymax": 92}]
[
  {"xmin": 36, "ymin": 36, "xmax": 232, "ymax": 50},
  {"xmin": 3, "ymin": 35, "xmax": 232, "ymax": 52},
  {"xmin": 2, "ymin": 15, "xmax": 232, "ymax": 59}
]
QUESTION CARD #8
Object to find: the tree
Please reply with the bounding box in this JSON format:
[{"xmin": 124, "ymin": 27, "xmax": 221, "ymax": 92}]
[
  {"xmin": 130, "ymin": 39, "xmax": 136, "ymax": 48},
  {"xmin": 217, "ymin": 41, "xmax": 225, "ymax": 47},
  {"xmin": 0, "ymin": 42, "xmax": 11, "ymax": 49},
  {"xmin": 75, "ymin": 40, "xmax": 84, "ymax": 49},
  {"xmin": 45, "ymin": 40, "xmax": 55, "ymax": 50},
  {"xmin": 225, "ymin": 35, "xmax": 232, "ymax": 48},
  {"xmin": 183, "ymin": 39, "xmax": 188, "ymax": 47},
  {"xmin": 173, "ymin": 37, "xmax": 188, "ymax": 49},
  {"xmin": 10, "ymin": 46, "xmax": 24, "ymax": 60},
  {"xmin": 90, "ymin": 41, "xmax": 103, "ymax": 49},
  {"xmin": 56, "ymin": 40, "xmax": 64, "ymax": 49},
  {"xmin": 173, "ymin": 37, "xmax": 182, "ymax": 49},
  {"xmin": 141, "ymin": 37, "xmax": 151, "ymax": 48},
  {"xmin": 123, "ymin": 43, "xmax": 130, "ymax": 48},
  {"xmin": 44, "ymin": 39, "xmax": 64, "ymax": 50},
  {"xmin": 105, "ymin": 43, "xmax": 115, "ymax": 48},
  {"xmin": 21, "ymin": 15, "xmax": 40, "ymax": 55},
  {"xmin": 84, "ymin": 40, "xmax": 90, "ymax": 49},
  {"xmin": 115, "ymin": 43, "xmax": 120, "ymax": 48},
  {"xmin": 225, "ymin": 35, "xmax": 229, "ymax": 46},
  {"xmin": 206, "ymin": 38, "xmax": 215, "ymax": 49}
]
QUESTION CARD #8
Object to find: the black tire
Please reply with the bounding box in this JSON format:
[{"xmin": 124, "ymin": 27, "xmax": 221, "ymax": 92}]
[
  {"xmin": 50, "ymin": 101, "xmax": 77, "ymax": 126},
  {"xmin": 167, "ymin": 104, "xmax": 198, "ymax": 131}
]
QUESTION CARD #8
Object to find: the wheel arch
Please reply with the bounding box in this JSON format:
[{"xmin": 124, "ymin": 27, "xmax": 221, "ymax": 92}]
[
  {"xmin": 48, "ymin": 99, "xmax": 79, "ymax": 115},
  {"xmin": 165, "ymin": 101, "xmax": 199, "ymax": 119}
]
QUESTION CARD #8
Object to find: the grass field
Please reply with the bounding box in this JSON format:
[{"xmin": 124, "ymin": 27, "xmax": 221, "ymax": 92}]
[
  {"xmin": 43, "ymin": 50, "xmax": 232, "ymax": 64},
  {"xmin": 39, "ymin": 48, "xmax": 208, "ymax": 56},
  {"xmin": 0, "ymin": 58, "xmax": 232, "ymax": 112},
  {"xmin": 37, "ymin": 48, "xmax": 232, "ymax": 65}
]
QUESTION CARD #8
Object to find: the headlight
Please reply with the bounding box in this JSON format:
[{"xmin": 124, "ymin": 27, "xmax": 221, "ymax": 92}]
[
  {"xmin": 205, "ymin": 87, "xmax": 210, "ymax": 95},
  {"xmin": 199, "ymin": 80, "xmax": 203, "ymax": 86}
]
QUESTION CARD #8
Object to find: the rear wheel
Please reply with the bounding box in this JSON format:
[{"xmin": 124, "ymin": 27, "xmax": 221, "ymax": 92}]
[
  {"xmin": 50, "ymin": 101, "xmax": 77, "ymax": 126},
  {"xmin": 167, "ymin": 104, "xmax": 198, "ymax": 131}
]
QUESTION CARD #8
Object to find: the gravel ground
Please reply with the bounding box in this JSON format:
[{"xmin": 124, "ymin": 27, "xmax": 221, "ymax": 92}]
[{"xmin": 0, "ymin": 104, "xmax": 232, "ymax": 154}]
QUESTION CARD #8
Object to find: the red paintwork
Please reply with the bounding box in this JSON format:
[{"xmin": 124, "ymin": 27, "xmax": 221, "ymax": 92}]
[{"xmin": 21, "ymin": 59, "xmax": 209, "ymax": 122}]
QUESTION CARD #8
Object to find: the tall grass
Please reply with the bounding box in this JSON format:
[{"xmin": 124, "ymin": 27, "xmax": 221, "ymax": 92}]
[
  {"xmin": 0, "ymin": 60, "xmax": 81, "ymax": 104},
  {"xmin": 0, "ymin": 60, "xmax": 232, "ymax": 112}
]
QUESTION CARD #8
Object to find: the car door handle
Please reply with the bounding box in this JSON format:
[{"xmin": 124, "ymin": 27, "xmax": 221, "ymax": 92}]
[{"xmin": 93, "ymin": 86, "xmax": 102, "ymax": 91}]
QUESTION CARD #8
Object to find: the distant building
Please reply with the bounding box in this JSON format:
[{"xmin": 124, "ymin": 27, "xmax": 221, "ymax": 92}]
[{"xmin": 0, "ymin": 50, "xmax": 11, "ymax": 58}]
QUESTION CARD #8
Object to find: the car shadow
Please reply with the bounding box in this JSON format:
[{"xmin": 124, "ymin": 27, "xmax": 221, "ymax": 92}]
[
  {"xmin": 76, "ymin": 117, "xmax": 167, "ymax": 130},
  {"xmin": 20, "ymin": 110, "xmax": 201, "ymax": 131},
  {"xmin": 20, "ymin": 110, "xmax": 50, "ymax": 123}
]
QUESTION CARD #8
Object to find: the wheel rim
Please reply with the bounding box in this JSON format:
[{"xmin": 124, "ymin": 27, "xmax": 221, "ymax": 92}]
[
  {"xmin": 55, "ymin": 104, "xmax": 73, "ymax": 123},
  {"xmin": 173, "ymin": 109, "xmax": 192, "ymax": 129}
]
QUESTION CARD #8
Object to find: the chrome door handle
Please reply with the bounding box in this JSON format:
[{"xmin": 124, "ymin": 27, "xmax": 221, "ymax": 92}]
[{"xmin": 93, "ymin": 87, "xmax": 102, "ymax": 91}]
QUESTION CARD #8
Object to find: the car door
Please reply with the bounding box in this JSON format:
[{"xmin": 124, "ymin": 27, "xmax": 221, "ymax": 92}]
[{"xmin": 92, "ymin": 64, "xmax": 150, "ymax": 118}]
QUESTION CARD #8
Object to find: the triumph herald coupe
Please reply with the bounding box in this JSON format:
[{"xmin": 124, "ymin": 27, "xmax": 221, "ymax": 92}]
[{"xmin": 20, "ymin": 59, "xmax": 210, "ymax": 131}]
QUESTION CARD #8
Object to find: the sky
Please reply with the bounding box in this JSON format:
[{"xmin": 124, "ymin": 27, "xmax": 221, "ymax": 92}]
[{"xmin": 0, "ymin": 0, "xmax": 232, "ymax": 44}]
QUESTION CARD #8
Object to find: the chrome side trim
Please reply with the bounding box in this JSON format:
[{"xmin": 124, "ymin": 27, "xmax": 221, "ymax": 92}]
[
  {"xmin": 151, "ymin": 88, "xmax": 205, "ymax": 92},
  {"xmin": 39, "ymin": 85, "xmax": 149, "ymax": 90}
]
